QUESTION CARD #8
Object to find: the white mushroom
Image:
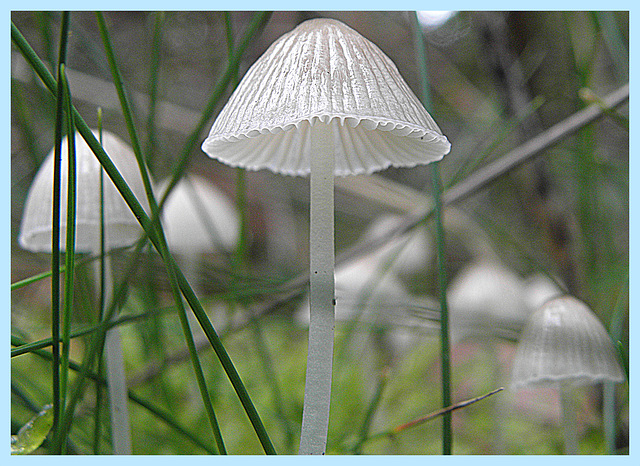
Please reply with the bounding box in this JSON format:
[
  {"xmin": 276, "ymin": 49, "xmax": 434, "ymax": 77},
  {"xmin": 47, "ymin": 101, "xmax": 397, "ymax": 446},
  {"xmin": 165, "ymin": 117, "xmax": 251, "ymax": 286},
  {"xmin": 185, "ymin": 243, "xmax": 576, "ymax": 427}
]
[
  {"xmin": 159, "ymin": 174, "xmax": 240, "ymax": 288},
  {"xmin": 447, "ymin": 261, "xmax": 528, "ymax": 342},
  {"xmin": 19, "ymin": 130, "xmax": 149, "ymax": 454},
  {"xmin": 201, "ymin": 18, "xmax": 450, "ymax": 454},
  {"xmin": 510, "ymin": 295, "xmax": 625, "ymax": 454}
]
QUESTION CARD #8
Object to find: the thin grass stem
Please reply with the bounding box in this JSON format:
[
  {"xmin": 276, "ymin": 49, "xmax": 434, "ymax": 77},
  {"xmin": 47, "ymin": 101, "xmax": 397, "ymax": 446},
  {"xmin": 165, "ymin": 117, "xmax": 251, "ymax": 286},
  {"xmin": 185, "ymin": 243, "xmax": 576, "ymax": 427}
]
[
  {"xmin": 356, "ymin": 388, "xmax": 504, "ymax": 449},
  {"xmin": 144, "ymin": 11, "xmax": 164, "ymax": 167},
  {"xmin": 412, "ymin": 11, "xmax": 451, "ymax": 454},
  {"xmin": 50, "ymin": 13, "xmax": 70, "ymax": 449},
  {"xmin": 560, "ymin": 384, "xmax": 579, "ymax": 455},
  {"xmin": 60, "ymin": 66, "xmax": 76, "ymax": 424}
]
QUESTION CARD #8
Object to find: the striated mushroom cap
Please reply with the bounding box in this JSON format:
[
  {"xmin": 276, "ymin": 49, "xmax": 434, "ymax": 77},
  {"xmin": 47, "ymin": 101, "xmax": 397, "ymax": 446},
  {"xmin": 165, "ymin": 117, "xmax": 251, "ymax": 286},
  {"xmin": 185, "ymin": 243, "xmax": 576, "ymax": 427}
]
[
  {"xmin": 202, "ymin": 18, "xmax": 450, "ymax": 176},
  {"xmin": 19, "ymin": 130, "xmax": 149, "ymax": 253},
  {"xmin": 511, "ymin": 295, "xmax": 625, "ymax": 388}
]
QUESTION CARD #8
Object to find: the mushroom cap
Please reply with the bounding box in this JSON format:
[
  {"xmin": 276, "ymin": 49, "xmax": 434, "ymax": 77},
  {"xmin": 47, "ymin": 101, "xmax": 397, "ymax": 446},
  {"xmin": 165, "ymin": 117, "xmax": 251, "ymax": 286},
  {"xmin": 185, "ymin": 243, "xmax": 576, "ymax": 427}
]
[
  {"xmin": 18, "ymin": 130, "xmax": 150, "ymax": 253},
  {"xmin": 202, "ymin": 18, "xmax": 451, "ymax": 176},
  {"xmin": 510, "ymin": 295, "xmax": 625, "ymax": 388},
  {"xmin": 447, "ymin": 261, "xmax": 528, "ymax": 341},
  {"xmin": 159, "ymin": 174, "xmax": 240, "ymax": 255}
]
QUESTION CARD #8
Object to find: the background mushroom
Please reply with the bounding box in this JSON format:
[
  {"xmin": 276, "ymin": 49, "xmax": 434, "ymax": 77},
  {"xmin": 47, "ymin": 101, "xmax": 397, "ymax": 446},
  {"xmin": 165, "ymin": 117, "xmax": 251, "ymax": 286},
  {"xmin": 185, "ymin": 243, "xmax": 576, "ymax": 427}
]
[
  {"xmin": 159, "ymin": 174, "xmax": 240, "ymax": 290},
  {"xmin": 201, "ymin": 18, "xmax": 450, "ymax": 454},
  {"xmin": 447, "ymin": 261, "xmax": 528, "ymax": 343},
  {"xmin": 510, "ymin": 295, "xmax": 625, "ymax": 454},
  {"xmin": 19, "ymin": 129, "xmax": 150, "ymax": 454}
]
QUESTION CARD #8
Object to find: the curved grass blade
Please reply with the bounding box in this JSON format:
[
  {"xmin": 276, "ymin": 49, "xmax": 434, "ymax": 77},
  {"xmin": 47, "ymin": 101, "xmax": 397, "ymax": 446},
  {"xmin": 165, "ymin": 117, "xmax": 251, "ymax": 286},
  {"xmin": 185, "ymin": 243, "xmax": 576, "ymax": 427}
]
[
  {"xmin": 50, "ymin": 12, "xmax": 70, "ymax": 449},
  {"xmin": 59, "ymin": 65, "xmax": 77, "ymax": 431},
  {"xmin": 358, "ymin": 388, "xmax": 504, "ymax": 450}
]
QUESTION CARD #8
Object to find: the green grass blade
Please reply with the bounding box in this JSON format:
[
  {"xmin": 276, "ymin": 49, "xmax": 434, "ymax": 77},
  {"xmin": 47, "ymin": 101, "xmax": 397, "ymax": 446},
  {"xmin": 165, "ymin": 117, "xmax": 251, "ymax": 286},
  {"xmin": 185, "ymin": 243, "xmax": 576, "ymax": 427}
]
[
  {"xmin": 144, "ymin": 12, "xmax": 165, "ymax": 167},
  {"xmin": 412, "ymin": 11, "xmax": 452, "ymax": 454},
  {"xmin": 50, "ymin": 12, "xmax": 70, "ymax": 450},
  {"xmin": 59, "ymin": 65, "xmax": 77, "ymax": 433}
]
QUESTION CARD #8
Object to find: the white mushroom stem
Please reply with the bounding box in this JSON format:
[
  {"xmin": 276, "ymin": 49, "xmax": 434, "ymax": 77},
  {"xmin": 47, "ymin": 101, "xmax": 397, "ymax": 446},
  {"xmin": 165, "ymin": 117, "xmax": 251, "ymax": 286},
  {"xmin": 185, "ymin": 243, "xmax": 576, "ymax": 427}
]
[
  {"xmin": 560, "ymin": 383, "xmax": 579, "ymax": 455},
  {"xmin": 94, "ymin": 252, "xmax": 132, "ymax": 454},
  {"xmin": 299, "ymin": 120, "xmax": 335, "ymax": 455}
]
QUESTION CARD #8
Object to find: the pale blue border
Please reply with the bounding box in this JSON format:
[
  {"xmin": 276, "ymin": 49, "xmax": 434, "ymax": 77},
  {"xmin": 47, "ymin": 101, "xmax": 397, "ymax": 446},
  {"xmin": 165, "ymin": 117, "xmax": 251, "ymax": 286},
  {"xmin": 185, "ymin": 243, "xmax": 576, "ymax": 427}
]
[{"xmin": 5, "ymin": 4, "xmax": 635, "ymax": 464}]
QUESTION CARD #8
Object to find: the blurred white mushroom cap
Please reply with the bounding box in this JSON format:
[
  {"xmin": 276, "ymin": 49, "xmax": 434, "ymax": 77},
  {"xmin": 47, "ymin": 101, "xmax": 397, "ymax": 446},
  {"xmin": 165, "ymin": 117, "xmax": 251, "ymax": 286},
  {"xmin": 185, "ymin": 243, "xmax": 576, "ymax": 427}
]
[
  {"xmin": 447, "ymin": 261, "xmax": 528, "ymax": 342},
  {"xmin": 511, "ymin": 295, "xmax": 625, "ymax": 388},
  {"xmin": 522, "ymin": 272, "xmax": 565, "ymax": 314},
  {"xmin": 19, "ymin": 130, "xmax": 149, "ymax": 253},
  {"xmin": 159, "ymin": 174, "xmax": 240, "ymax": 256},
  {"xmin": 361, "ymin": 214, "xmax": 433, "ymax": 274}
]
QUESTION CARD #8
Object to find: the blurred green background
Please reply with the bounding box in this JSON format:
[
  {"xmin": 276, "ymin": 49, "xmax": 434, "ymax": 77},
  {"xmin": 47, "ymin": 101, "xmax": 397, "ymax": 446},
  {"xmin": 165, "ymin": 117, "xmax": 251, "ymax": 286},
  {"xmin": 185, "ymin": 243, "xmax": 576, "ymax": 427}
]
[{"xmin": 11, "ymin": 11, "xmax": 628, "ymax": 454}]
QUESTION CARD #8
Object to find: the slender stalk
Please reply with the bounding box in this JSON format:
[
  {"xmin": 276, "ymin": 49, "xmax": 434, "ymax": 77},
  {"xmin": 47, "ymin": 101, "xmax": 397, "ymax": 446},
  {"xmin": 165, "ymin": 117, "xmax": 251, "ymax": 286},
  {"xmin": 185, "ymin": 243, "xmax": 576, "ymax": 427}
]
[
  {"xmin": 60, "ymin": 66, "xmax": 76, "ymax": 423},
  {"xmin": 93, "ymin": 109, "xmax": 106, "ymax": 454},
  {"xmin": 224, "ymin": 11, "xmax": 249, "ymax": 269},
  {"xmin": 355, "ymin": 387, "xmax": 504, "ymax": 449},
  {"xmin": 299, "ymin": 120, "xmax": 335, "ymax": 455},
  {"xmin": 560, "ymin": 384, "xmax": 579, "ymax": 455},
  {"xmin": 352, "ymin": 368, "xmax": 389, "ymax": 454},
  {"xmin": 604, "ymin": 270, "xmax": 628, "ymax": 454},
  {"xmin": 98, "ymin": 254, "xmax": 132, "ymax": 454},
  {"xmin": 50, "ymin": 68, "xmax": 63, "ymax": 455},
  {"xmin": 144, "ymin": 11, "xmax": 164, "ymax": 167},
  {"xmin": 431, "ymin": 162, "xmax": 452, "ymax": 455},
  {"xmin": 412, "ymin": 12, "xmax": 451, "ymax": 454}
]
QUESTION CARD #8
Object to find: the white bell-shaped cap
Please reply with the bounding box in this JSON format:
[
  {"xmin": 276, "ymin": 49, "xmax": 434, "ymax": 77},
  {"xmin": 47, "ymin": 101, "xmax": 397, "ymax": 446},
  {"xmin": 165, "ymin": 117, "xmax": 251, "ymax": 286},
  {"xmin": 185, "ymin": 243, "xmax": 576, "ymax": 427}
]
[
  {"xmin": 159, "ymin": 174, "xmax": 240, "ymax": 255},
  {"xmin": 18, "ymin": 130, "xmax": 149, "ymax": 253},
  {"xmin": 447, "ymin": 261, "xmax": 528, "ymax": 342},
  {"xmin": 202, "ymin": 18, "xmax": 451, "ymax": 176},
  {"xmin": 511, "ymin": 295, "xmax": 625, "ymax": 388}
]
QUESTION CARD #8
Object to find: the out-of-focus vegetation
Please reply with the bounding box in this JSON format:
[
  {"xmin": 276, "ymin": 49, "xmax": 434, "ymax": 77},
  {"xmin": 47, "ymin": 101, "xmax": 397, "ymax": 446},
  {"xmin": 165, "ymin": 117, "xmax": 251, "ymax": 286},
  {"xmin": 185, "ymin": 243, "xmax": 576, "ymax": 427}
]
[{"xmin": 11, "ymin": 11, "xmax": 628, "ymax": 454}]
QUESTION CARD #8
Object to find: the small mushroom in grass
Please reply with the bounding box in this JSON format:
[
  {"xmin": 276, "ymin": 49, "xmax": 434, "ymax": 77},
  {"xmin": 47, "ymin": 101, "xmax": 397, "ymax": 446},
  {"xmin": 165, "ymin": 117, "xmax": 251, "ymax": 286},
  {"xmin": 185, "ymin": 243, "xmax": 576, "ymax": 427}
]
[
  {"xmin": 19, "ymin": 131, "xmax": 149, "ymax": 253},
  {"xmin": 202, "ymin": 18, "xmax": 450, "ymax": 454},
  {"xmin": 510, "ymin": 295, "xmax": 625, "ymax": 454},
  {"xmin": 19, "ymin": 130, "xmax": 150, "ymax": 454},
  {"xmin": 159, "ymin": 174, "xmax": 240, "ymax": 289},
  {"xmin": 447, "ymin": 261, "xmax": 529, "ymax": 343}
]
